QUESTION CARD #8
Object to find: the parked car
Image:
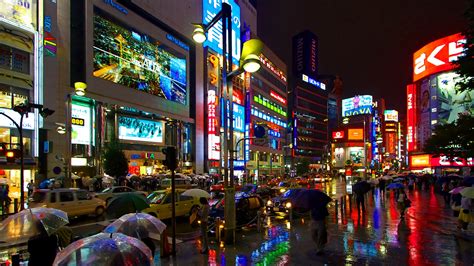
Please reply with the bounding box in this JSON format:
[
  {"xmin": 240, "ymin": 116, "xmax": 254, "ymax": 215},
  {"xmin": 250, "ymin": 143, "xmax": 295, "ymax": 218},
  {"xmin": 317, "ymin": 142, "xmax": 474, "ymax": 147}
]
[
  {"xmin": 209, "ymin": 192, "xmax": 264, "ymax": 227},
  {"xmin": 142, "ymin": 189, "xmax": 201, "ymax": 219},
  {"xmin": 95, "ymin": 186, "xmax": 147, "ymax": 205},
  {"xmin": 29, "ymin": 188, "xmax": 106, "ymax": 218}
]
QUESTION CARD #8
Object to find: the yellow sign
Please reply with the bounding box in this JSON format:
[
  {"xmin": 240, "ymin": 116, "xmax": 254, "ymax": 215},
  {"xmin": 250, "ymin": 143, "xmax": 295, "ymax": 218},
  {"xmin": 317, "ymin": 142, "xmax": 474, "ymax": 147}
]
[
  {"xmin": 410, "ymin": 154, "xmax": 430, "ymax": 167},
  {"xmin": 0, "ymin": 0, "xmax": 35, "ymax": 30},
  {"xmin": 348, "ymin": 128, "xmax": 363, "ymax": 140}
]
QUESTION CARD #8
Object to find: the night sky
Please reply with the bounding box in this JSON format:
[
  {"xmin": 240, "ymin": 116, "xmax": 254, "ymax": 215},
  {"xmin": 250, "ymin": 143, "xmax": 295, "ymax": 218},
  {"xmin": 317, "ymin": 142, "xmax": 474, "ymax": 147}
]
[{"xmin": 256, "ymin": 0, "xmax": 468, "ymax": 114}]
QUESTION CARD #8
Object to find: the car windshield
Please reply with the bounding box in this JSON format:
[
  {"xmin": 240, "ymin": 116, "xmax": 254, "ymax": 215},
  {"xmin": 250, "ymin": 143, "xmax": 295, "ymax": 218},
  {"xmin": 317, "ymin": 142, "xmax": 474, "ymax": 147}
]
[
  {"xmin": 31, "ymin": 192, "xmax": 47, "ymax": 202},
  {"xmin": 101, "ymin": 188, "xmax": 112, "ymax": 193},
  {"xmin": 147, "ymin": 192, "xmax": 167, "ymax": 204}
]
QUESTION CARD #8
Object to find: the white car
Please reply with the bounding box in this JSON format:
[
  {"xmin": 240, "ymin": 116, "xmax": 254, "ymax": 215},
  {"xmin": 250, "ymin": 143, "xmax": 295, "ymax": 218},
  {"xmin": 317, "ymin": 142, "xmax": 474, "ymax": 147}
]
[
  {"xmin": 96, "ymin": 186, "xmax": 147, "ymax": 204},
  {"xmin": 29, "ymin": 188, "xmax": 106, "ymax": 217}
]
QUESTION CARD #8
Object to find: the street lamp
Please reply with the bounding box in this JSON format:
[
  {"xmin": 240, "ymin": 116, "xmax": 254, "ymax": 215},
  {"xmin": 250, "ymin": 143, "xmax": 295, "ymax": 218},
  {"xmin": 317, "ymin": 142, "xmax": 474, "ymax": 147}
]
[
  {"xmin": 74, "ymin": 82, "xmax": 87, "ymax": 96},
  {"xmin": 0, "ymin": 103, "xmax": 54, "ymax": 210},
  {"xmin": 192, "ymin": 3, "xmax": 263, "ymax": 244}
]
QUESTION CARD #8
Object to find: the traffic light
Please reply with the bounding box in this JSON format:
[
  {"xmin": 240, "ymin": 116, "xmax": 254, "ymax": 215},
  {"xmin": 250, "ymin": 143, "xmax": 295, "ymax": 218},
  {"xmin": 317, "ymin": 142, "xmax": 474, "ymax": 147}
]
[{"xmin": 162, "ymin": 146, "xmax": 178, "ymax": 171}]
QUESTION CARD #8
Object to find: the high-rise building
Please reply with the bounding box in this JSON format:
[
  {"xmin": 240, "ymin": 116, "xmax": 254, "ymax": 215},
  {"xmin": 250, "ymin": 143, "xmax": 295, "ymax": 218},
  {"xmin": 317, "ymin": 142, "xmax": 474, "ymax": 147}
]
[{"xmin": 289, "ymin": 31, "xmax": 328, "ymax": 169}]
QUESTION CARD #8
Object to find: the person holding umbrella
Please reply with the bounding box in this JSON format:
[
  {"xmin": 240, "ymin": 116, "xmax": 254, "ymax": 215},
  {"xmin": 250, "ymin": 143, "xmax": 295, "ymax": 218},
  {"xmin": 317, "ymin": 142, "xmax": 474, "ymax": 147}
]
[
  {"xmin": 309, "ymin": 197, "xmax": 330, "ymax": 255},
  {"xmin": 199, "ymin": 197, "xmax": 210, "ymax": 254},
  {"xmin": 397, "ymin": 189, "xmax": 410, "ymax": 218},
  {"xmin": 457, "ymin": 197, "xmax": 472, "ymax": 232}
]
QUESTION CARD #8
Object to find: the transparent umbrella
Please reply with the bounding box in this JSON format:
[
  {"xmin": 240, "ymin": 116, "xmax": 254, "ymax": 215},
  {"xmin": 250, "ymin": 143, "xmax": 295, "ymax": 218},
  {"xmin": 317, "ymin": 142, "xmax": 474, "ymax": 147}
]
[
  {"xmin": 53, "ymin": 232, "xmax": 153, "ymax": 266},
  {"xmin": 104, "ymin": 213, "xmax": 166, "ymax": 239},
  {"xmin": 0, "ymin": 208, "xmax": 69, "ymax": 242}
]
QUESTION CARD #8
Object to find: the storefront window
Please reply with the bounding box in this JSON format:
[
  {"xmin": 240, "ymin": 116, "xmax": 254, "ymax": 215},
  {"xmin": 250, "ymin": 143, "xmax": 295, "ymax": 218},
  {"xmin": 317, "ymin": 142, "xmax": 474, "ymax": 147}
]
[
  {"xmin": 0, "ymin": 45, "xmax": 30, "ymax": 74},
  {"xmin": 0, "ymin": 128, "xmax": 9, "ymax": 144},
  {"xmin": 0, "ymin": 85, "xmax": 30, "ymax": 109}
]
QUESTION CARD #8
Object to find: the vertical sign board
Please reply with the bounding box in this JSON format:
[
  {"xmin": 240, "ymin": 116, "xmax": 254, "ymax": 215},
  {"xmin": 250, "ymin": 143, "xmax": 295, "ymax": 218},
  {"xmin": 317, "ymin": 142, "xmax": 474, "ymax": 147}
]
[
  {"xmin": 244, "ymin": 73, "xmax": 251, "ymax": 161},
  {"xmin": 202, "ymin": 0, "xmax": 241, "ymax": 65},
  {"xmin": 407, "ymin": 84, "xmax": 417, "ymax": 151},
  {"xmin": 207, "ymin": 53, "xmax": 220, "ymax": 160},
  {"xmin": 292, "ymin": 30, "xmax": 318, "ymax": 81}
]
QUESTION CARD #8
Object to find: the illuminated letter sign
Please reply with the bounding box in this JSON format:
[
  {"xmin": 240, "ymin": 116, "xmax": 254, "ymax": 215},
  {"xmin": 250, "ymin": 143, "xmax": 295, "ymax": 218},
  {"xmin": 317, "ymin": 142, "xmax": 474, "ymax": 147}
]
[
  {"xmin": 292, "ymin": 30, "xmax": 318, "ymax": 80},
  {"xmin": 202, "ymin": 0, "xmax": 241, "ymax": 65},
  {"xmin": 413, "ymin": 33, "xmax": 465, "ymax": 82},
  {"xmin": 384, "ymin": 110, "xmax": 399, "ymax": 122},
  {"xmin": 407, "ymin": 84, "xmax": 417, "ymax": 151},
  {"xmin": 270, "ymin": 90, "xmax": 287, "ymax": 105},
  {"xmin": 332, "ymin": 131, "xmax": 344, "ymax": 139},
  {"xmin": 207, "ymin": 53, "xmax": 220, "ymax": 160}
]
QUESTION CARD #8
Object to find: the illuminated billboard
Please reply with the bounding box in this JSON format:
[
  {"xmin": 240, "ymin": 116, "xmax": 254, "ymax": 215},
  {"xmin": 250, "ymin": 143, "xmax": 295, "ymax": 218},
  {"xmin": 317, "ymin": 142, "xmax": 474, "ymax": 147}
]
[
  {"xmin": 93, "ymin": 14, "xmax": 187, "ymax": 105},
  {"xmin": 410, "ymin": 154, "xmax": 430, "ymax": 168},
  {"xmin": 348, "ymin": 128, "xmax": 363, "ymax": 140},
  {"xmin": 342, "ymin": 95, "xmax": 373, "ymax": 117},
  {"xmin": 202, "ymin": 0, "xmax": 241, "ymax": 65},
  {"xmin": 384, "ymin": 110, "xmax": 398, "ymax": 122},
  {"xmin": 435, "ymin": 72, "xmax": 474, "ymax": 124},
  {"xmin": 413, "ymin": 33, "xmax": 465, "ymax": 82},
  {"xmin": 71, "ymin": 102, "xmax": 92, "ymax": 145},
  {"xmin": 118, "ymin": 116, "xmax": 164, "ymax": 144},
  {"xmin": 407, "ymin": 84, "xmax": 417, "ymax": 151}
]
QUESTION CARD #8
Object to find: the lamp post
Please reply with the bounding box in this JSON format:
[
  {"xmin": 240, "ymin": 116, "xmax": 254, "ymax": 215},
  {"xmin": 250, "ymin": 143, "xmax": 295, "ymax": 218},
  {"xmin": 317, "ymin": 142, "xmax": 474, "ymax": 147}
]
[
  {"xmin": 0, "ymin": 103, "xmax": 54, "ymax": 210},
  {"xmin": 192, "ymin": 3, "xmax": 262, "ymax": 244}
]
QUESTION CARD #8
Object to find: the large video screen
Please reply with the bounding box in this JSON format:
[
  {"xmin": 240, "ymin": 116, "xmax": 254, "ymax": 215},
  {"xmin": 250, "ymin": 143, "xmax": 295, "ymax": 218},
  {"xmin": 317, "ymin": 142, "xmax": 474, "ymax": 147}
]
[
  {"xmin": 435, "ymin": 72, "xmax": 474, "ymax": 124},
  {"xmin": 342, "ymin": 95, "xmax": 373, "ymax": 117},
  {"xmin": 118, "ymin": 116, "xmax": 164, "ymax": 144},
  {"xmin": 93, "ymin": 13, "xmax": 187, "ymax": 105}
]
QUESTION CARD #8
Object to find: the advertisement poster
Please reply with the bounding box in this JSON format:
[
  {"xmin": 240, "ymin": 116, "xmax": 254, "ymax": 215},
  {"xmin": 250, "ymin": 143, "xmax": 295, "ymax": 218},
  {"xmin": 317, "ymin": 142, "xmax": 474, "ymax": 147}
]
[
  {"xmin": 0, "ymin": 0, "xmax": 35, "ymax": 30},
  {"xmin": 419, "ymin": 79, "xmax": 431, "ymax": 147},
  {"xmin": 118, "ymin": 116, "xmax": 164, "ymax": 143},
  {"xmin": 342, "ymin": 95, "xmax": 373, "ymax": 117},
  {"xmin": 436, "ymin": 72, "xmax": 474, "ymax": 124},
  {"xmin": 93, "ymin": 14, "xmax": 187, "ymax": 104},
  {"xmin": 71, "ymin": 102, "xmax": 91, "ymax": 145},
  {"xmin": 349, "ymin": 147, "xmax": 363, "ymax": 165}
]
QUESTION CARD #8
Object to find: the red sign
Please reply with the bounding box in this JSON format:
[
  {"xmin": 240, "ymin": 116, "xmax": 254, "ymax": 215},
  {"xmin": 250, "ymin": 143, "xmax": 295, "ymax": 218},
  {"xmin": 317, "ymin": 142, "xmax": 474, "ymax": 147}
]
[
  {"xmin": 232, "ymin": 89, "xmax": 243, "ymax": 105},
  {"xmin": 413, "ymin": 33, "xmax": 465, "ymax": 82},
  {"xmin": 332, "ymin": 131, "xmax": 344, "ymax": 139},
  {"xmin": 407, "ymin": 84, "xmax": 417, "ymax": 152},
  {"xmin": 270, "ymin": 90, "xmax": 287, "ymax": 105},
  {"xmin": 431, "ymin": 156, "xmax": 473, "ymax": 167},
  {"xmin": 208, "ymin": 53, "xmax": 220, "ymax": 160},
  {"xmin": 386, "ymin": 132, "xmax": 396, "ymax": 154}
]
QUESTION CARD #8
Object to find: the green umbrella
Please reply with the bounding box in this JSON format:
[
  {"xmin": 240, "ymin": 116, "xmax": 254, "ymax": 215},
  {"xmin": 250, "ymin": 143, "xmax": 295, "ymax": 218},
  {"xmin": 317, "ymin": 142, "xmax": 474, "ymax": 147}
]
[{"xmin": 106, "ymin": 193, "xmax": 149, "ymax": 218}]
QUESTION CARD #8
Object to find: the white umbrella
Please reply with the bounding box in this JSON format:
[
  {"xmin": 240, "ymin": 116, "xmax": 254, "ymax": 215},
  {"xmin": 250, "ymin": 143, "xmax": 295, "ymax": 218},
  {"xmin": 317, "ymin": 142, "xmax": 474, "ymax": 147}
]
[
  {"xmin": 0, "ymin": 178, "xmax": 13, "ymax": 185},
  {"xmin": 71, "ymin": 173, "xmax": 81, "ymax": 180},
  {"xmin": 104, "ymin": 213, "xmax": 166, "ymax": 237},
  {"xmin": 182, "ymin": 188, "xmax": 211, "ymax": 199}
]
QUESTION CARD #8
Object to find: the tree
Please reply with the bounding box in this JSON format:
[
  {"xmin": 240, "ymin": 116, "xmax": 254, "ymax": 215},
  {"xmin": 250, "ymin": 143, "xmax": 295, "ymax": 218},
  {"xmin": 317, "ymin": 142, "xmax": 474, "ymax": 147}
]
[
  {"xmin": 296, "ymin": 158, "xmax": 311, "ymax": 176},
  {"xmin": 456, "ymin": 0, "xmax": 474, "ymax": 92},
  {"xmin": 424, "ymin": 114, "xmax": 474, "ymax": 161},
  {"xmin": 103, "ymin": 139, "xmax": 129, "ymax": 178}
]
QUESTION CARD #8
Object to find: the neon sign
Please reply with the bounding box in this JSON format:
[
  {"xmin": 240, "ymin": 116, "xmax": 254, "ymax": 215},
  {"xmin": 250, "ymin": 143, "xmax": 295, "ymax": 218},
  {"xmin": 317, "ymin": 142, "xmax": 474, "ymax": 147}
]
[
  {"xmin": 270, "ymin": 90, "xmax": 287, "ymax": 105},
  {"xmin": 301, "ymin": 74, "xmax": 326, "ymax": 90},
  {"xmin": 260, "ymin": 54, "xmax": 287, "ymax": 83},
  {"xmin": 332, "ymin": 131, "xmax": 344, "ymax": 139},
  {"xmin": 342, "ymin": 95, "xmax": 373, "ymax": 117},
  {"xmin": 407, "ymin": 84, "xmax": 417, "ymax": 151}
]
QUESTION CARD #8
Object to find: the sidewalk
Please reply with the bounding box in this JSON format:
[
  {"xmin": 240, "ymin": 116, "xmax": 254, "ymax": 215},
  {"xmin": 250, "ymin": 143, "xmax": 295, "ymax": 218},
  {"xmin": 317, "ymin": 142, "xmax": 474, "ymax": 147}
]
[{"xmin": 158, "ymin": 188, "xmax": 474, "ymax": 265}]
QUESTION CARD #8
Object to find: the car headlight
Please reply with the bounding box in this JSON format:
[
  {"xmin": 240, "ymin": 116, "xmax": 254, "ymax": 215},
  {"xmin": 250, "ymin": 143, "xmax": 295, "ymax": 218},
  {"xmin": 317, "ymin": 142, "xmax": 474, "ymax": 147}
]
[
  {"xmin": 285, "ymin": 202, "xmax": 292, "ymax": 208},
  {"xmin": 267, "ymin": 200, "xmax": 273, "ymax": 206},
  {"xmin": 280, "ymin": 188, "xmax": 286, "ymax": 193}
]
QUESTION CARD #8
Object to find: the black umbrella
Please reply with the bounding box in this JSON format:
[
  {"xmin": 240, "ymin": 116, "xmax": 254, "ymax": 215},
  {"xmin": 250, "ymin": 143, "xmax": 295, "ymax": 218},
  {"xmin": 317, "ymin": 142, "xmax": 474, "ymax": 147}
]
[
  {"xmin": 106, "ymin": 193, "xmax": 149, "ymax": 218},
  {"xmin": 352, "ymin": 181, "xmax": 371, "ymax": 194},
  {"xmin": 291, "ymin": 189, "xmax": 331, "ymax": 210}
]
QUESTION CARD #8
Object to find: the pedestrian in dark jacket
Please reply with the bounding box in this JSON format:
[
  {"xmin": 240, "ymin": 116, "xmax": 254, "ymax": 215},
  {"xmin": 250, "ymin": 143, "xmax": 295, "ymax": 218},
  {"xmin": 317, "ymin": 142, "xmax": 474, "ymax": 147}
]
[
  {"xmin": 27, "ymin": 225, "xmax": 59, "ymax": 266},
  {"xmin": 310, "ymin": 204, "xmax": 329, "ymax": 255}
]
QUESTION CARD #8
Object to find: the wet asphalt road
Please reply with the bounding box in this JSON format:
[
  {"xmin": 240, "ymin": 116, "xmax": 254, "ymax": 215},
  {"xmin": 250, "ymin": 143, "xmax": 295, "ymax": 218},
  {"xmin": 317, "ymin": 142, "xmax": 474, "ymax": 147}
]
[{"xmin": 158, "ymin": 182, "xmax": 474, "ymax": 265}]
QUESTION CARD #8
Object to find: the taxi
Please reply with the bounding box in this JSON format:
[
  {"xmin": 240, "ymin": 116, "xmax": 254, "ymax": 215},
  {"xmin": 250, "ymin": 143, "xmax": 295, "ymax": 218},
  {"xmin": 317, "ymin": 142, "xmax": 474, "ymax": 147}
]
[{"xmin": 142, "ymin": 189, "xmax": 201, "ymax": 220}]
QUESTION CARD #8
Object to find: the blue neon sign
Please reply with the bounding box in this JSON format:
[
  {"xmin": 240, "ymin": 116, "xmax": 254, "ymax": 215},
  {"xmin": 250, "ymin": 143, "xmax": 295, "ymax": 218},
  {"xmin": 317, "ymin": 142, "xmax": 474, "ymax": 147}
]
[{"xmin": 202, "ymin": 0, "xmax": 241, "ymax": 65}]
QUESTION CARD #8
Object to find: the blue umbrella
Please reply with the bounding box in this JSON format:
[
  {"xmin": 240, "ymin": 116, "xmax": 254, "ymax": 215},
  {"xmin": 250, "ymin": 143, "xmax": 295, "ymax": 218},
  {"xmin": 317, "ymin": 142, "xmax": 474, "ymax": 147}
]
[
  {"xmin": 387, "ymin": 183, "xmax": 405, "ymax": 190},
  {"xmin": 393, "ymin": 177, "xmax": 405, "ymax": 183},
  {"xmin": 291, "ymin": 189, "xmax": 331, "ymax": 210},
  {"xmin": 38, "ymin": 179, "xmax": 53, "ymax": 189}
]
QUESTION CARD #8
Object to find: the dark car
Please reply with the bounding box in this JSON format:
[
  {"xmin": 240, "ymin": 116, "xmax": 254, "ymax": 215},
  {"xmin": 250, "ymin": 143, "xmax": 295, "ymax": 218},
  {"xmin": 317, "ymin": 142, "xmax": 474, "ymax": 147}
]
[
  {"xmin": 266, "ymin": 188, "xmax": 308, "ymax": 216},
  {"xmin": 209, "ymin": 192, "xmax": 264, "ymax": 227}
]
